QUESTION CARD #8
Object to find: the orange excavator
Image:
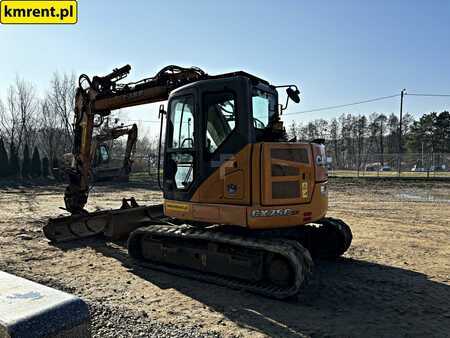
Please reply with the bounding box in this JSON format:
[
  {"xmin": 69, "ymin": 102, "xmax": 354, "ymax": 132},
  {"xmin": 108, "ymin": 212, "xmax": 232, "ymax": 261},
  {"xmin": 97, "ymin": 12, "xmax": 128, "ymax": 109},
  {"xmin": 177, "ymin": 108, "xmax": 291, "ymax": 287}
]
[
  {"xmin": 90, "ymin": 123, "xmax": 138, "ymax": 182},
  {"xmin": 44, "ymin": 64, "xmax": 352, "ymax": 299}
]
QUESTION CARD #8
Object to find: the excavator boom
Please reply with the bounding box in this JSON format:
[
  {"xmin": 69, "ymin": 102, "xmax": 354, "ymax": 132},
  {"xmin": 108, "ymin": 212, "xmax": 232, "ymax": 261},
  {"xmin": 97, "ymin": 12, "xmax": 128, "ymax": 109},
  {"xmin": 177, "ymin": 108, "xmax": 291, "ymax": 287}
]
[
  {"xmin": 65, "ymin": 65, "xmax": 207, "ymax": 213},
  {"xmin": 93, "ymin": 66, "xmax": 206, "ymax": 110}
]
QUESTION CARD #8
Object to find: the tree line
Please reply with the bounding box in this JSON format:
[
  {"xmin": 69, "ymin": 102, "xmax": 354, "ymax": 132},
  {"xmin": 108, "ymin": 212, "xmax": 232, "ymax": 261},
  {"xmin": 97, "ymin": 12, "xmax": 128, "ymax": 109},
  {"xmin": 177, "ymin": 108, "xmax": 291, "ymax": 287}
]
[
  {"xmin": 287, "ymin": 110, "xmax": 450, "ymax": 169},
  {"xmin": 0, "ymin": 73, "xmax": 159, "ymax": 181},
  {"xmin": 1, "ymin": 72, "xmax": 449, "ymax": 178},
  {"xmin": 0, "ymin": 74, "xmax": 74, "ymax": 179}
]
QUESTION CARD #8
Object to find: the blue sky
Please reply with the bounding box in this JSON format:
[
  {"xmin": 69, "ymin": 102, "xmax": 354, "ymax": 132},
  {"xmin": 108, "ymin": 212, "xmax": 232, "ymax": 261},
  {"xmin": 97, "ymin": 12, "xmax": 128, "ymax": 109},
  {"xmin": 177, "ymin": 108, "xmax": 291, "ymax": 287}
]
[{"xmin": 1, "ymin": 0, "xmax": 450, "ymax": 136}]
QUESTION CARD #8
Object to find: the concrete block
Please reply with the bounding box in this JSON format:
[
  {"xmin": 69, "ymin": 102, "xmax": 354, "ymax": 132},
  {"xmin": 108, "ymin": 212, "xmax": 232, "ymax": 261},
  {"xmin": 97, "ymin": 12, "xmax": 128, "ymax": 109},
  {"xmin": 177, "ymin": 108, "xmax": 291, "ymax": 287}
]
[{"xmin": 0, "ymin": 271, "xmax": 90, "ymax": 338}]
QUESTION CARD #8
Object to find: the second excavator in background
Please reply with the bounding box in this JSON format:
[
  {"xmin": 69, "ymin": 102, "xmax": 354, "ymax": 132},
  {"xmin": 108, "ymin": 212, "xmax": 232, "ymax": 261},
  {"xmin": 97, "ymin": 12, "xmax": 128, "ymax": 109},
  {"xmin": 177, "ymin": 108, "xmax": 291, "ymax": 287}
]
[
  {"xmin": 85, "ymin": 122, "xmax": 138, "ymax": 182},
  {"xmin": 44, "ymin": 64, "xmax": 352, "ymax": 299},
  {"xmin": 54, "ymin": 123, "xmax": 138, "ymax": 182}
]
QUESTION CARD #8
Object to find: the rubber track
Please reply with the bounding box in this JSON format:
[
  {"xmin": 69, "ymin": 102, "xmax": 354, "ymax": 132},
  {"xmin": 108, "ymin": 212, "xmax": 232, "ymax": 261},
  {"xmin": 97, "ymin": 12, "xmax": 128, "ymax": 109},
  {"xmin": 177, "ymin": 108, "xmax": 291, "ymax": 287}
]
[
  {"xmin": 249, "ymin": 217, "xmax": 353, "ymax": 259},
  {"xmin": 128, "ymin": 224, "xmax": 313, "ymax": 299},
  {"xmin": 320, "ymin": 217, "xmax": 353, "ymax": 257}
]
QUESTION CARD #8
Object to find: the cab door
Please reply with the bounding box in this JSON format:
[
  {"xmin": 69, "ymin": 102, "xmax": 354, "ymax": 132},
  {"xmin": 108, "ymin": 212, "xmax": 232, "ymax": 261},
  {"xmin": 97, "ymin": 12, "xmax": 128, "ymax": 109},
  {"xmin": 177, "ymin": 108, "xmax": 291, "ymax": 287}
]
[
  {"xmin": 163, "ymin": 94, "xmax": 198, "ymax": 202},
  {"xmin": 193, "ymin": 79, "xmax": 252, "ymax": 205}
]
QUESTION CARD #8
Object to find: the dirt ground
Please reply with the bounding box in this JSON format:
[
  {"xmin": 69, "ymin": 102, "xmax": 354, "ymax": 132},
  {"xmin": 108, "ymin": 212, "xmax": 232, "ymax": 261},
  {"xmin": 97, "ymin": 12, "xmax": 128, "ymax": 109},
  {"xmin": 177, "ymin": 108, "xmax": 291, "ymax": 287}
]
[{"xmin": 0, "ymin": 178, "xmax": 449, "ymax": 337}]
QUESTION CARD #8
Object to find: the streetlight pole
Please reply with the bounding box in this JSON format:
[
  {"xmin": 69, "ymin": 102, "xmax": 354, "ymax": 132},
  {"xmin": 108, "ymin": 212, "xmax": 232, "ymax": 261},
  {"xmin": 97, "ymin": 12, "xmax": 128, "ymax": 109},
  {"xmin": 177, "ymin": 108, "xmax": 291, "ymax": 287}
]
[{"xmin": 398, "ymin": 89, "xmax": 406, "ymax": 175}]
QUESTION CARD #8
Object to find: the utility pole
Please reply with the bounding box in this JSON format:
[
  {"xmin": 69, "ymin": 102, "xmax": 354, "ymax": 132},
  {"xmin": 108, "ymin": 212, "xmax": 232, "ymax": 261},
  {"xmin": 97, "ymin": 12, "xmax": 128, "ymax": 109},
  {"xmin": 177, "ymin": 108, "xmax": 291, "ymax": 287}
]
[
  {"xmin": 421, "ymin": 141, "xmax": 424, "ymax": 170},
  {"xmin": 398, "ymin": 89, "xmax": 406, "ymax": 175}
]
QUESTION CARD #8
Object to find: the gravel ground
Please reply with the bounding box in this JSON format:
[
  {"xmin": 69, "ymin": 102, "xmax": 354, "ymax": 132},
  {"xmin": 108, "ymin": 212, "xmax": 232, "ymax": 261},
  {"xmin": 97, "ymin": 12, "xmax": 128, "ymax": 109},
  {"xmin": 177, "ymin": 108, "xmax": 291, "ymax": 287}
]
[
  {"xmin": 88, "ymin": 303, "xmax": 220, "ymax": 338},
  {"xmin": 34, "ymin": 276, "xmax": 222, "ymax": 338},
  {"xmin": 0, "ymin": 178, "xmax": 449, "ymax": 337}
]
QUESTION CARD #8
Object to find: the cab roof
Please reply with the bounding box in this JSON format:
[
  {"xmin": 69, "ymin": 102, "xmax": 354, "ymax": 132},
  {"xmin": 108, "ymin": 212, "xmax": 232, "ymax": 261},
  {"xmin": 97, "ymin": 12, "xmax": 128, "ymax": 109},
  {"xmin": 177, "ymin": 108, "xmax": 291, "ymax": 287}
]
[{"xmin": 171, "ymin": 71, "xmax": 273, "ymax": 96}]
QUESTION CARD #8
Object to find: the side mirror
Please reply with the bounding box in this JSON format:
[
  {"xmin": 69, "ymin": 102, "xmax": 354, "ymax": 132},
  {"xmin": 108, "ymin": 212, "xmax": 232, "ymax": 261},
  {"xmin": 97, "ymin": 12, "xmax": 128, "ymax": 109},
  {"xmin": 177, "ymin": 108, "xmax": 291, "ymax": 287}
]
[
  {"xmin": 276, "ymin": 84, "xmax": 301, "ymax": 114},
  {"xmin": 286, "ymin": 87, "xmax": 300, "ymax": 103}
]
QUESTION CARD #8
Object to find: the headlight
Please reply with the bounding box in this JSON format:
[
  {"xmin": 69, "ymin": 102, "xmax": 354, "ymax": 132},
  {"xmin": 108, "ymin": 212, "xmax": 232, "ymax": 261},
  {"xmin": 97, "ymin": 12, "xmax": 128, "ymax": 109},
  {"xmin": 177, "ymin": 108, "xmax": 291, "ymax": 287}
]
[{"xmin": 320, "ymin": 184, "xmax": 328, "ymax": 195}]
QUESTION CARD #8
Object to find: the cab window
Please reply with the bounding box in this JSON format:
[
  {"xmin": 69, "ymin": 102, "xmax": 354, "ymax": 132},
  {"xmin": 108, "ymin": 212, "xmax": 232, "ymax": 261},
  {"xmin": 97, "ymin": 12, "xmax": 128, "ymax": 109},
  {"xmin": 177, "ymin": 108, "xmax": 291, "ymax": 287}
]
[
  {"xmin": 166, "ymin": 95, "xmax": 195, "ymax": 190},
  {"xmin": 169, "ymin": 96, "xmax": 194, "ymax": 149},
  {"xmin": 252, "ymin": 88, "xmax": 276, "ymax": 129},
  {"xmin": 204, "ymin": 91, "xmax": 236, "ymax": 154}
]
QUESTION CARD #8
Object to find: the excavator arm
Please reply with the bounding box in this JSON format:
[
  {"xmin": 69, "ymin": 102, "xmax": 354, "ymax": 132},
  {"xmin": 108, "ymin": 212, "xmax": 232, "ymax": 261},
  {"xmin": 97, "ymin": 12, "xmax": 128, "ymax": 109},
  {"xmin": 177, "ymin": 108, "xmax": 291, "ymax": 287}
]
[
  {"xmin": 65, "ymin": 65, "xmax": 207, "ymax": 213},
  {"xmin": 121, "ymin": 124, "xmax": 138, "ymax": 175}
]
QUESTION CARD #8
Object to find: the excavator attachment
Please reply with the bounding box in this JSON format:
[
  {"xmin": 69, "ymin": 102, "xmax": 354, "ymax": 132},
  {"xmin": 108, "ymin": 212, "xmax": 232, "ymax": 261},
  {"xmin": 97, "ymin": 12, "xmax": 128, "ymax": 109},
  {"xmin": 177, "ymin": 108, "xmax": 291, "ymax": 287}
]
[{"xmin": 44, "ymin": 200, "xmax": 164, "ymax": 243}]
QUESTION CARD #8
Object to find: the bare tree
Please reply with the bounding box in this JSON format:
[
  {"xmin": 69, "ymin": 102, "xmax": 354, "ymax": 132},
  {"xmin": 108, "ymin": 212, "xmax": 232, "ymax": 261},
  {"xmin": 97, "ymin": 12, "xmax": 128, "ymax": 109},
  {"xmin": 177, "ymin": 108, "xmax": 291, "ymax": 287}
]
[
  {"xmin": 287, "ymin": 120, "xmax": 298, "ymax": 140},
  {"xmin": 0, "ymin": 99, "xmax": 7, "ymax": 140},
  {"xmin": 376, "ymin": 114, "xmax": 387, "ymax": 166},
  {"xmin": 39, "ymin": 98, "xmax": 61, "ymax": 162},
  {"xmin": 339, "ymin": 114, "xmax": 353, "ymax": 168},
  {"xmin": 0, "ymin": 87, "xmax": 19, "ymax": 150},
  {"xmin": 328, "ymin": 118, "xmax": 340, "ymax": 168},
  {"xmin": 47, "ymin": 72, "xmax": 76, "ymax": 152},
  {"xmin": 16, "ymin": 76, "xmax": 38, "ymax": 149},
  {"xmin": 0, "ymin": 77, "xmax": 38, "ymax": 155},
  {"xmin": 353, "ymin": 115, "xmax": 367, "ymax": 170}
]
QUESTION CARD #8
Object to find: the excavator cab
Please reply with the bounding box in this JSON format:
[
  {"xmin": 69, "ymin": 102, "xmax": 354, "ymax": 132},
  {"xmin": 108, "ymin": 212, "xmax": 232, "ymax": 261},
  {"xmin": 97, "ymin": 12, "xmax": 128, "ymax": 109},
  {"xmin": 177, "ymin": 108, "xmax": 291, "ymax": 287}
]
[
  {"xmin": 163, "ymin": 73, "xmax": 259, "ymax": 202},
  {"xmin": 161, "ymin": 73, "xmax": 329, "ymax": 230}
]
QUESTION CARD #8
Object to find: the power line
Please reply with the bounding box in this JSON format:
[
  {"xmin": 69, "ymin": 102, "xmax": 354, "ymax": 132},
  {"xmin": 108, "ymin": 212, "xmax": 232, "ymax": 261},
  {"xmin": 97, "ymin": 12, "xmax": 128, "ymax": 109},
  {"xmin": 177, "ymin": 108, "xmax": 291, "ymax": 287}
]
[
  {"xmin": 283, "ymin": 94, "xmax": 400, "ymax": 116},
  {"xmin": 119, "ymin": 91, "xmax": 450, "ymax": 123},
  {"xmin": 406, "ymin": 93, "xmax": 450, "ymax": 97}
]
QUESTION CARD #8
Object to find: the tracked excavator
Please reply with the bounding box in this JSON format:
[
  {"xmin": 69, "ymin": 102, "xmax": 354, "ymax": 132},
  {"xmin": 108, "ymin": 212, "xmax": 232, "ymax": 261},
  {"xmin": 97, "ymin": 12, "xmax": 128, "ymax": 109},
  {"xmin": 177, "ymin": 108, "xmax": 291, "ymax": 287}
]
[
  {"xmin": 89, "ymin": 122, "xmax": 138, "ymax": 182},
  {"xmin": 55, "ymin": 123, "xmax": 138, "ymax": 182},
  {"xmin": 44, "ymin": 64, "xmax": 352, "ymax": 299}
]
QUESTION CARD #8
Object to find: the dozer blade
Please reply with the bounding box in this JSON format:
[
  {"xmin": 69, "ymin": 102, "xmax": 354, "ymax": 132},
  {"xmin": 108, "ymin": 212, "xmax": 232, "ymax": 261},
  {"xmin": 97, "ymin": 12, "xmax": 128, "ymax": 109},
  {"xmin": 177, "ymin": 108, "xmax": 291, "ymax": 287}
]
[{"xmin": 44, "ymin": 204, "xmax": 164, "ymax": 243}]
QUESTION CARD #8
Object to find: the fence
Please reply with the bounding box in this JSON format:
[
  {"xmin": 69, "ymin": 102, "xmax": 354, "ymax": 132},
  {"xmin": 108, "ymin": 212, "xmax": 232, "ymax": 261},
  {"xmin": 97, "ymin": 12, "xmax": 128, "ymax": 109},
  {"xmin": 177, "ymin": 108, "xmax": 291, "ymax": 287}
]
[
  {"xmin": 128, "ymin": 154, "xmax": 160, "ymax": 183},
  {"xmin": 328, "ymin": 152, "xmax": 450, "ymax": 178}
]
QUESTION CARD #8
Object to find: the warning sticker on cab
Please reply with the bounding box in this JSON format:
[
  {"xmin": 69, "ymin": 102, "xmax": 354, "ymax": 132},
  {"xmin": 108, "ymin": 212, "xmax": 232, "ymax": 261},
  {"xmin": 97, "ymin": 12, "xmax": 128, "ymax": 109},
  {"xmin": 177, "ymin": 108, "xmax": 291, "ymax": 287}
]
[
  {"xmin": 301, "ymin": 182, "xmax": 308, "ymax": 198},
  {"xmin": 165, "ymin": 202, "xmax": 190, "ymax": 212}
]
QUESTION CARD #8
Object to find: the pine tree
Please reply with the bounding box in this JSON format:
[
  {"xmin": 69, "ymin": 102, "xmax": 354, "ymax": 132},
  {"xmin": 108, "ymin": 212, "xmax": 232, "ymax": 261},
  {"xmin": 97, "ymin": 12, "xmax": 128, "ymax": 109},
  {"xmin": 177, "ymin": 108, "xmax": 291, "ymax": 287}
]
[
  {"xmin": 42, "ymin": 157, "xmax": 50, "ymax": 178},
  {"xmin": 9, "ymin": 143, "xmax": 20, "ymax": 177},
  {"xmin": 21, "ymin": 144, "xmax": 31, "ymax": 179},
  {"xmin": 31, "ymin": 146, "xmax": 42, "ymax": 178},
  {"xmin": 0, "ymin": 138, "xmax": 8, "ymax": 178}
]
